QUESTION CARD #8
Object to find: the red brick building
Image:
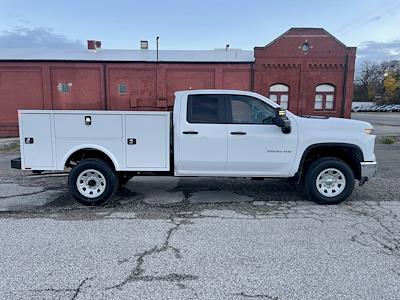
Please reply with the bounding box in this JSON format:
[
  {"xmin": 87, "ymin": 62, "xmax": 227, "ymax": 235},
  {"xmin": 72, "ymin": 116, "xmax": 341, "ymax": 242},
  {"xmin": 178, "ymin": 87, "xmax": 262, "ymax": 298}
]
[{"xmin": 0, "ymin": 28, "xmax": 356, "ymax": 137}]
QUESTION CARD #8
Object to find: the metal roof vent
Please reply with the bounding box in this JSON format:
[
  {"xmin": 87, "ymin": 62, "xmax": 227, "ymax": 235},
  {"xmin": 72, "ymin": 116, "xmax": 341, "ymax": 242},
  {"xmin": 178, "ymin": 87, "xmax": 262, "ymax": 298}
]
[
  {"xmin": 140, "ymin": 41, "xmax": 148, "ymax": 50},
  {"xmin": 87, "ymin": 40, "xmax": 101, "ymax": 51}
]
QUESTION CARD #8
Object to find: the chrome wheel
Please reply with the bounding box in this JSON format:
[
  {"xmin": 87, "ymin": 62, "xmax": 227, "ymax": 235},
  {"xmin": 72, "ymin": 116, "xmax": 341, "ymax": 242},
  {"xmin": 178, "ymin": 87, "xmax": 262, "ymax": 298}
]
[
  {"xmin": 315, "ymin": 168, "xmax": 346, "ymax": 198},
  {"xmin": 76, "ymin": 169, "xmax": 107, "ymax": 198}
]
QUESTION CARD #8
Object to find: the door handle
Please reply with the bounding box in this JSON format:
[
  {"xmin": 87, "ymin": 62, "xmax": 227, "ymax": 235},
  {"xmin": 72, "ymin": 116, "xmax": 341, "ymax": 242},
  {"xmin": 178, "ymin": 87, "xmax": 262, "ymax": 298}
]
[
  {"xmin": 182, "ymin": 131, "xmax": 199, "ymax": 135},
  {"xmin": 230, "ymin": 131, "xmax": 247, "ymax": 135}
]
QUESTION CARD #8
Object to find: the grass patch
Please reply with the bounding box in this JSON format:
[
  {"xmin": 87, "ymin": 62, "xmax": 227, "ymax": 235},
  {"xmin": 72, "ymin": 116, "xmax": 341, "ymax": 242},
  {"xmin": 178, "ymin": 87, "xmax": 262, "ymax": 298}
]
[
  {"xmin": 0, "ymin": 141, "xmax": 20, "ymax": 152},
  {"xmin": 378, "ymin": 136, "xmax": 398, "ymax": 144}
]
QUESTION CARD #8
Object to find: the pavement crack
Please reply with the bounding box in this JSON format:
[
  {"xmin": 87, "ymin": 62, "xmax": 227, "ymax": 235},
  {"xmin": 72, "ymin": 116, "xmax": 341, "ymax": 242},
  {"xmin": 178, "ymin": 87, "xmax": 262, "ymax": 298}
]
[
  {"xmin": 0, "ymin": 190, "xmax": 45, "ymax": 199},
  {"xmin": 392, "ymin": 268, "xmax": 400, "ymax": 277},
  {"xmin": 71, "ymin": 276, "xmax": 94, "ymax": 300},
  {"xmin": 132, "ymin": 273, "xmax": 198, "ymax": 282},
  {"xmin": 106, "ymin": 213, "xmax": 194, "ymax": 290},
  {"xmin": 345, "ymin": 202, "xmax": 400, "ymax": 258},
  {"xmin": 27, "ymin": 276, "xmax": 94, "ymax": 299},
  {"xmin": 232, "ymin": 291, "xmax": 279, "ymax": 299}
]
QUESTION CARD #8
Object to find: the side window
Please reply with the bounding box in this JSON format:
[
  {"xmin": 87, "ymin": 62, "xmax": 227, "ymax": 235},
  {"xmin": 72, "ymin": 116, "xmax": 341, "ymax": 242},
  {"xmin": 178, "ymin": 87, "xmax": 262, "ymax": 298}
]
[
  {"xmin": 187, "ymin": 94, "xmax": 224, "ymax": 123},
  {"xmin": 229, "ymin": 95, "xmax": 275, "ymax": 124}
]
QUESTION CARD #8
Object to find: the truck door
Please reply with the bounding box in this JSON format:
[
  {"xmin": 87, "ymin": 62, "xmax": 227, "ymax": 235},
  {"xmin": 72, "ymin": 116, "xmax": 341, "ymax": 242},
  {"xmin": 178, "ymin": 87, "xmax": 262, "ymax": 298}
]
[
  {"xmin": 225, "ymin": 94, "xmax": 297, "ymax": 176},
  {"xmin": 178, "ymin": 94, "xmax": 227, "ymax": 174}
]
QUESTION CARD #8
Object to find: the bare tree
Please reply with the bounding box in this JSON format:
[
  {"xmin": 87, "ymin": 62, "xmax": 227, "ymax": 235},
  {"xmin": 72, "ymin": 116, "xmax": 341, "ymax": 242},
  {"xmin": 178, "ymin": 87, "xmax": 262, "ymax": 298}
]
[{"xmin": 354, "ymin": 60, "xmax": 400, "ymax": 103}]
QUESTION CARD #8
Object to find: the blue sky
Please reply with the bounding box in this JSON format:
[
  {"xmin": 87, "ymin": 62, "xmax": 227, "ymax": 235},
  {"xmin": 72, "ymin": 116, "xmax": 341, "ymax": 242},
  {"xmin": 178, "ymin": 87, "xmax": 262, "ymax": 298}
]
[{"xmin": 0, "ymin": 0, "xmax": 399, "ymax": 61}]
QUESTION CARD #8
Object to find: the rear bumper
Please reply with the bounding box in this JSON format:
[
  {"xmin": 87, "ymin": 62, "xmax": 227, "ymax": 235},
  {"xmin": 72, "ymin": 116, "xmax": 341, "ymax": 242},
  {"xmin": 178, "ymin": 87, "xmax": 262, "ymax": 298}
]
[{"xmin": 11, "ymin": 157, "xmax": 21, "ymax": 169}]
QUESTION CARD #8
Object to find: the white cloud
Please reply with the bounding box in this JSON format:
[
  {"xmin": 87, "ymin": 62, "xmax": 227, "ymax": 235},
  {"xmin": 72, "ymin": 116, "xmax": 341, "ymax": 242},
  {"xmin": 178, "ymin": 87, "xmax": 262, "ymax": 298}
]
[
  {"xmin": 357, "ymin": 39, "xmax": 400, "ymax": 62},
  {"xmin": 0, "ymin": 27, "xmax": 83, "ymax": 49}
]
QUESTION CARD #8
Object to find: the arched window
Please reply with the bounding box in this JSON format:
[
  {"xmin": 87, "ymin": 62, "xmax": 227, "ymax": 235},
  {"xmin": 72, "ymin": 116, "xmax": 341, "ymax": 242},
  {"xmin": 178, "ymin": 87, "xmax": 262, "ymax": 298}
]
[
  {"xmin": 315, "ymin": 84, "xmax": 335, "ymax": 110},
  {"xmin": 269, "ymin": 84, "xmax": 289, "ymax": 109}
]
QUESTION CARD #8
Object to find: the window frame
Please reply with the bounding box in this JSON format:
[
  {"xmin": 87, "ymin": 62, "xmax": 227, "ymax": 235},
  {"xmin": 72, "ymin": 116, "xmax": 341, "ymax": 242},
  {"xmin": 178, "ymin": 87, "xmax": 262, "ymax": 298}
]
[
  {"xmin": 118, "ymin": 83, "xmax": 128, "ymax": 95},
  {"xmin": 58, "ymin": 83, "xmax": 70, "ymax": 93},
  {"xmin": 186, "ymin": 94, "xmax": 227, "ymax": 124},
  {"xmin": 269, "ymin": 84, "xmax": 290, "ymax": 109},
  {"xmin": 225, "ymin": 94, "xmax": 276, "ymax": 125},
  {"xmin": 314, "ymin": 84, "xmax": 336, "ymax": 111}
]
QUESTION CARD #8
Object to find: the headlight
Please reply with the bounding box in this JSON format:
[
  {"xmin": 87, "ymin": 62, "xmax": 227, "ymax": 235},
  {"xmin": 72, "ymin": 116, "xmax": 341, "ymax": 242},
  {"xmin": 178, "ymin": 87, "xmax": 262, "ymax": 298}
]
[{"xmin": 365, "ymin": 128, "xmax": 374, "ymax": 135}]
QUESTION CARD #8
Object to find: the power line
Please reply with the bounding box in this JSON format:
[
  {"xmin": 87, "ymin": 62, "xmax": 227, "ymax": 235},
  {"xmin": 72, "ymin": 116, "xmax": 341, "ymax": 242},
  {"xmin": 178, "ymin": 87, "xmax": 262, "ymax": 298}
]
[{"xmin": 334, "ymin": 0, "xmax": 400, "ymax": 35}]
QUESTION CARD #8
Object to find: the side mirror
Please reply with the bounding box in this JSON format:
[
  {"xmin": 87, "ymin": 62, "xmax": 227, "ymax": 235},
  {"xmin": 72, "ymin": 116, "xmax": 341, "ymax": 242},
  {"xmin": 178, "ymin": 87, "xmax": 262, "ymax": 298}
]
[{"xmin": 274, "ymin": 108, "xmax": 291, "ymax": 134}]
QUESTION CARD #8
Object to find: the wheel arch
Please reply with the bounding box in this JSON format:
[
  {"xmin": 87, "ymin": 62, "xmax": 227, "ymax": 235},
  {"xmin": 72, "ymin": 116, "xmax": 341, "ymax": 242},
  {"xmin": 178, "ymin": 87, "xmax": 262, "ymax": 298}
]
[
  {"xmin": 295, "ymin": 143, "xmax": 364, "ymax": 181},
  {"xmin": 62, "ymin": 144, "xmax": 120, "ymax": 171}
]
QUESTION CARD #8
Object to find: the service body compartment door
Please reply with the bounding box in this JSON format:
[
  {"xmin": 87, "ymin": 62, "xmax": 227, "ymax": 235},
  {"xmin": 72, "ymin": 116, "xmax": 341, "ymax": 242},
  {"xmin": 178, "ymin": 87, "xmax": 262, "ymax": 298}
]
[
  {"xmin": 21, "ymin": 113, "xmax": 53, "ymax": 169},
  {"xmin": 54, "ymin": 114, "xmax": 122, "ymax": 138},
  {"xmin": 125, "ymin": 113, "xmax": 170, "ymax": 170}
]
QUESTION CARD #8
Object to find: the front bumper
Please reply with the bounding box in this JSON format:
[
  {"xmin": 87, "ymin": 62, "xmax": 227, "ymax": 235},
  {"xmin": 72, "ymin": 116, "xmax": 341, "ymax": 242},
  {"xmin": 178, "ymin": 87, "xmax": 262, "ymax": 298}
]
[{"xmin": 359, "ymin": 161, "xmax": 377, "ymax": 185}]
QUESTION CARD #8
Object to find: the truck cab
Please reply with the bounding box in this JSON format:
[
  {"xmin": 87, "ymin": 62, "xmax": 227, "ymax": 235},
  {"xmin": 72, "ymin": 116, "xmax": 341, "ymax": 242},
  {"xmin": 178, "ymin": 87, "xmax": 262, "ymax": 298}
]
[
  {"xmin": 12, "ymin": 89, "xmax": 377, "ymax": 206},
  {"xmin": 173, "ymin": 90, "xmax": 297, "ymax": 177}
]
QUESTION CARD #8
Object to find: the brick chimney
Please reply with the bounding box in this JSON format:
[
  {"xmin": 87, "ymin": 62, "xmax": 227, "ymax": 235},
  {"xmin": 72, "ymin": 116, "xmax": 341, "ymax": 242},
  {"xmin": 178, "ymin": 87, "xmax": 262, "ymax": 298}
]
[{"xmin": 87, "ymin": 40, "xmax": 96, "ymax": 50}]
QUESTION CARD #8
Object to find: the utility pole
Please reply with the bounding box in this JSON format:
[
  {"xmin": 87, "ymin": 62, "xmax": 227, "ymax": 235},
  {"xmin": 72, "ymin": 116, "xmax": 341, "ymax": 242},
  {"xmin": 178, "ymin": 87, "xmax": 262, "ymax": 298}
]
[{"xmin": 156, "ymin": 36, "xmax": 159, "ymax": 62}]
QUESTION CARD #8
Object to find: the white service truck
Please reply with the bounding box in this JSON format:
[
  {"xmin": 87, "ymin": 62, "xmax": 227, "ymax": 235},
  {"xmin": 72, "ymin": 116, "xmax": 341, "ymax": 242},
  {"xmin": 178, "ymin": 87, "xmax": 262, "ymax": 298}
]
[{"xmin": 11, "ymin": 90, "xmax": 377, "ymax": 205}]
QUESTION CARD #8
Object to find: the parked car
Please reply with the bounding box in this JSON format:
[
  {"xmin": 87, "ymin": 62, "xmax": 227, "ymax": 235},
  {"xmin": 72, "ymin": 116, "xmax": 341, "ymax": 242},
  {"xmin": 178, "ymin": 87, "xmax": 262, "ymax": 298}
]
[
  {"xmin": 12, "ymin": 89, "xmax": 377, "ymax": 206},
  {"xmin": 393, "ymin": 105, "xmax": 400, "ymax": 112},
  {"xmin": 357, "ymin": 103, "xmax": 400, "ymax": 112}
]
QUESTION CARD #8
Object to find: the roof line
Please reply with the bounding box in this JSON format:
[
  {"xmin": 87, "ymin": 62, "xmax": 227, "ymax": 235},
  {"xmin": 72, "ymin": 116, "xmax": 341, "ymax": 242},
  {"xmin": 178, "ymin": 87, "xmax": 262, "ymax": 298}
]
[
  {"xmin": 0, "ymin": 59, "xmax": 254, "ymax": 64},
  {"xmin": 261, "ymin": 27, "xmax": 348, "ymax": 49}
]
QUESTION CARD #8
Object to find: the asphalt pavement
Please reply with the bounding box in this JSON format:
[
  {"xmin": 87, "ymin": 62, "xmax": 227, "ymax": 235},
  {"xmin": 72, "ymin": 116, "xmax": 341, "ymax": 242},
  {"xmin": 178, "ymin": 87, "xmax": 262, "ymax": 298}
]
[{"xmin": 352, "ymin": 112, "xmax": 400, "ymax": 136}]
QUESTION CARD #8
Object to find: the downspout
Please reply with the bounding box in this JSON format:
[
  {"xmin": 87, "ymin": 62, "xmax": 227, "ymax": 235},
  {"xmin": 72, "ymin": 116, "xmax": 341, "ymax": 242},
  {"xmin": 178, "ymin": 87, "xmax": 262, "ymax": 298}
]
[
  {"xmin": 156, "ymin": 36, "xmax": 159, "ymax": 109},
  {"xmin": 103, "ymin": 62, "xmax": 108, "ymax": 110},
  {"xmin": 250, "ymin": 62, "xmax": 255, "ymax": 91},
  {"xmin": 340, "ymin": 54, "xmax": 349, "ymax": 118}
]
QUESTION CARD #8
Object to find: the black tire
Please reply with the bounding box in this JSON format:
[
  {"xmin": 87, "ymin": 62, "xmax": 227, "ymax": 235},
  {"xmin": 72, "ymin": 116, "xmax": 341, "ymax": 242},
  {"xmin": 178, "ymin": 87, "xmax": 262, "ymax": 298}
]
[
  {"xmin": 68, "ymin": 158, "xmax": 119, "ymax": 206},
  {"xmin": 118, "ymin": 172, "xmax": 134, "ymax": 186},
  {"xmin": 304, "ymin": 157, "xmax": 354, "ymax": 205}
]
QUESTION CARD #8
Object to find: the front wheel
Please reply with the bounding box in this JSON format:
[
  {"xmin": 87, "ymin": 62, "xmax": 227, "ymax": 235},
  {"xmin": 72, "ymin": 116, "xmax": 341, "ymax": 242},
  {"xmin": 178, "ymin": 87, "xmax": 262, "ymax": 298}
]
[
  {"xmin": 68, "ymin": 158, "xmax": 119, "ymax": 206},
  {"xmin": 304, "ymin": 157, "xmax": 354, "ymax": 204}
]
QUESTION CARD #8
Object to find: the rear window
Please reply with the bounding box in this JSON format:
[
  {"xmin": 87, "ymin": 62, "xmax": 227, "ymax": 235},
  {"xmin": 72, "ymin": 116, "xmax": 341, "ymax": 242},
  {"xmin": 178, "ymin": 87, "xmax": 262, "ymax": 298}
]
[{"xmin": 187, "ymin": 95, "xmax": 223, "ymax": 123}]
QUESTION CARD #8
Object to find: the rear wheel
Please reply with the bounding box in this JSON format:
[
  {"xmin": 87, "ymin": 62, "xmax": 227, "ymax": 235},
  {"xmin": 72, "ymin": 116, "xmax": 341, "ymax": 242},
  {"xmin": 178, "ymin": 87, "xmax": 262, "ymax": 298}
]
[
  {"xmin": 304, "ymin": 157, "xmax": 354, "ymax": 204},
  {"xmin": 68, "ymin": 158, "xmax": 119, "ymax": 206}
]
